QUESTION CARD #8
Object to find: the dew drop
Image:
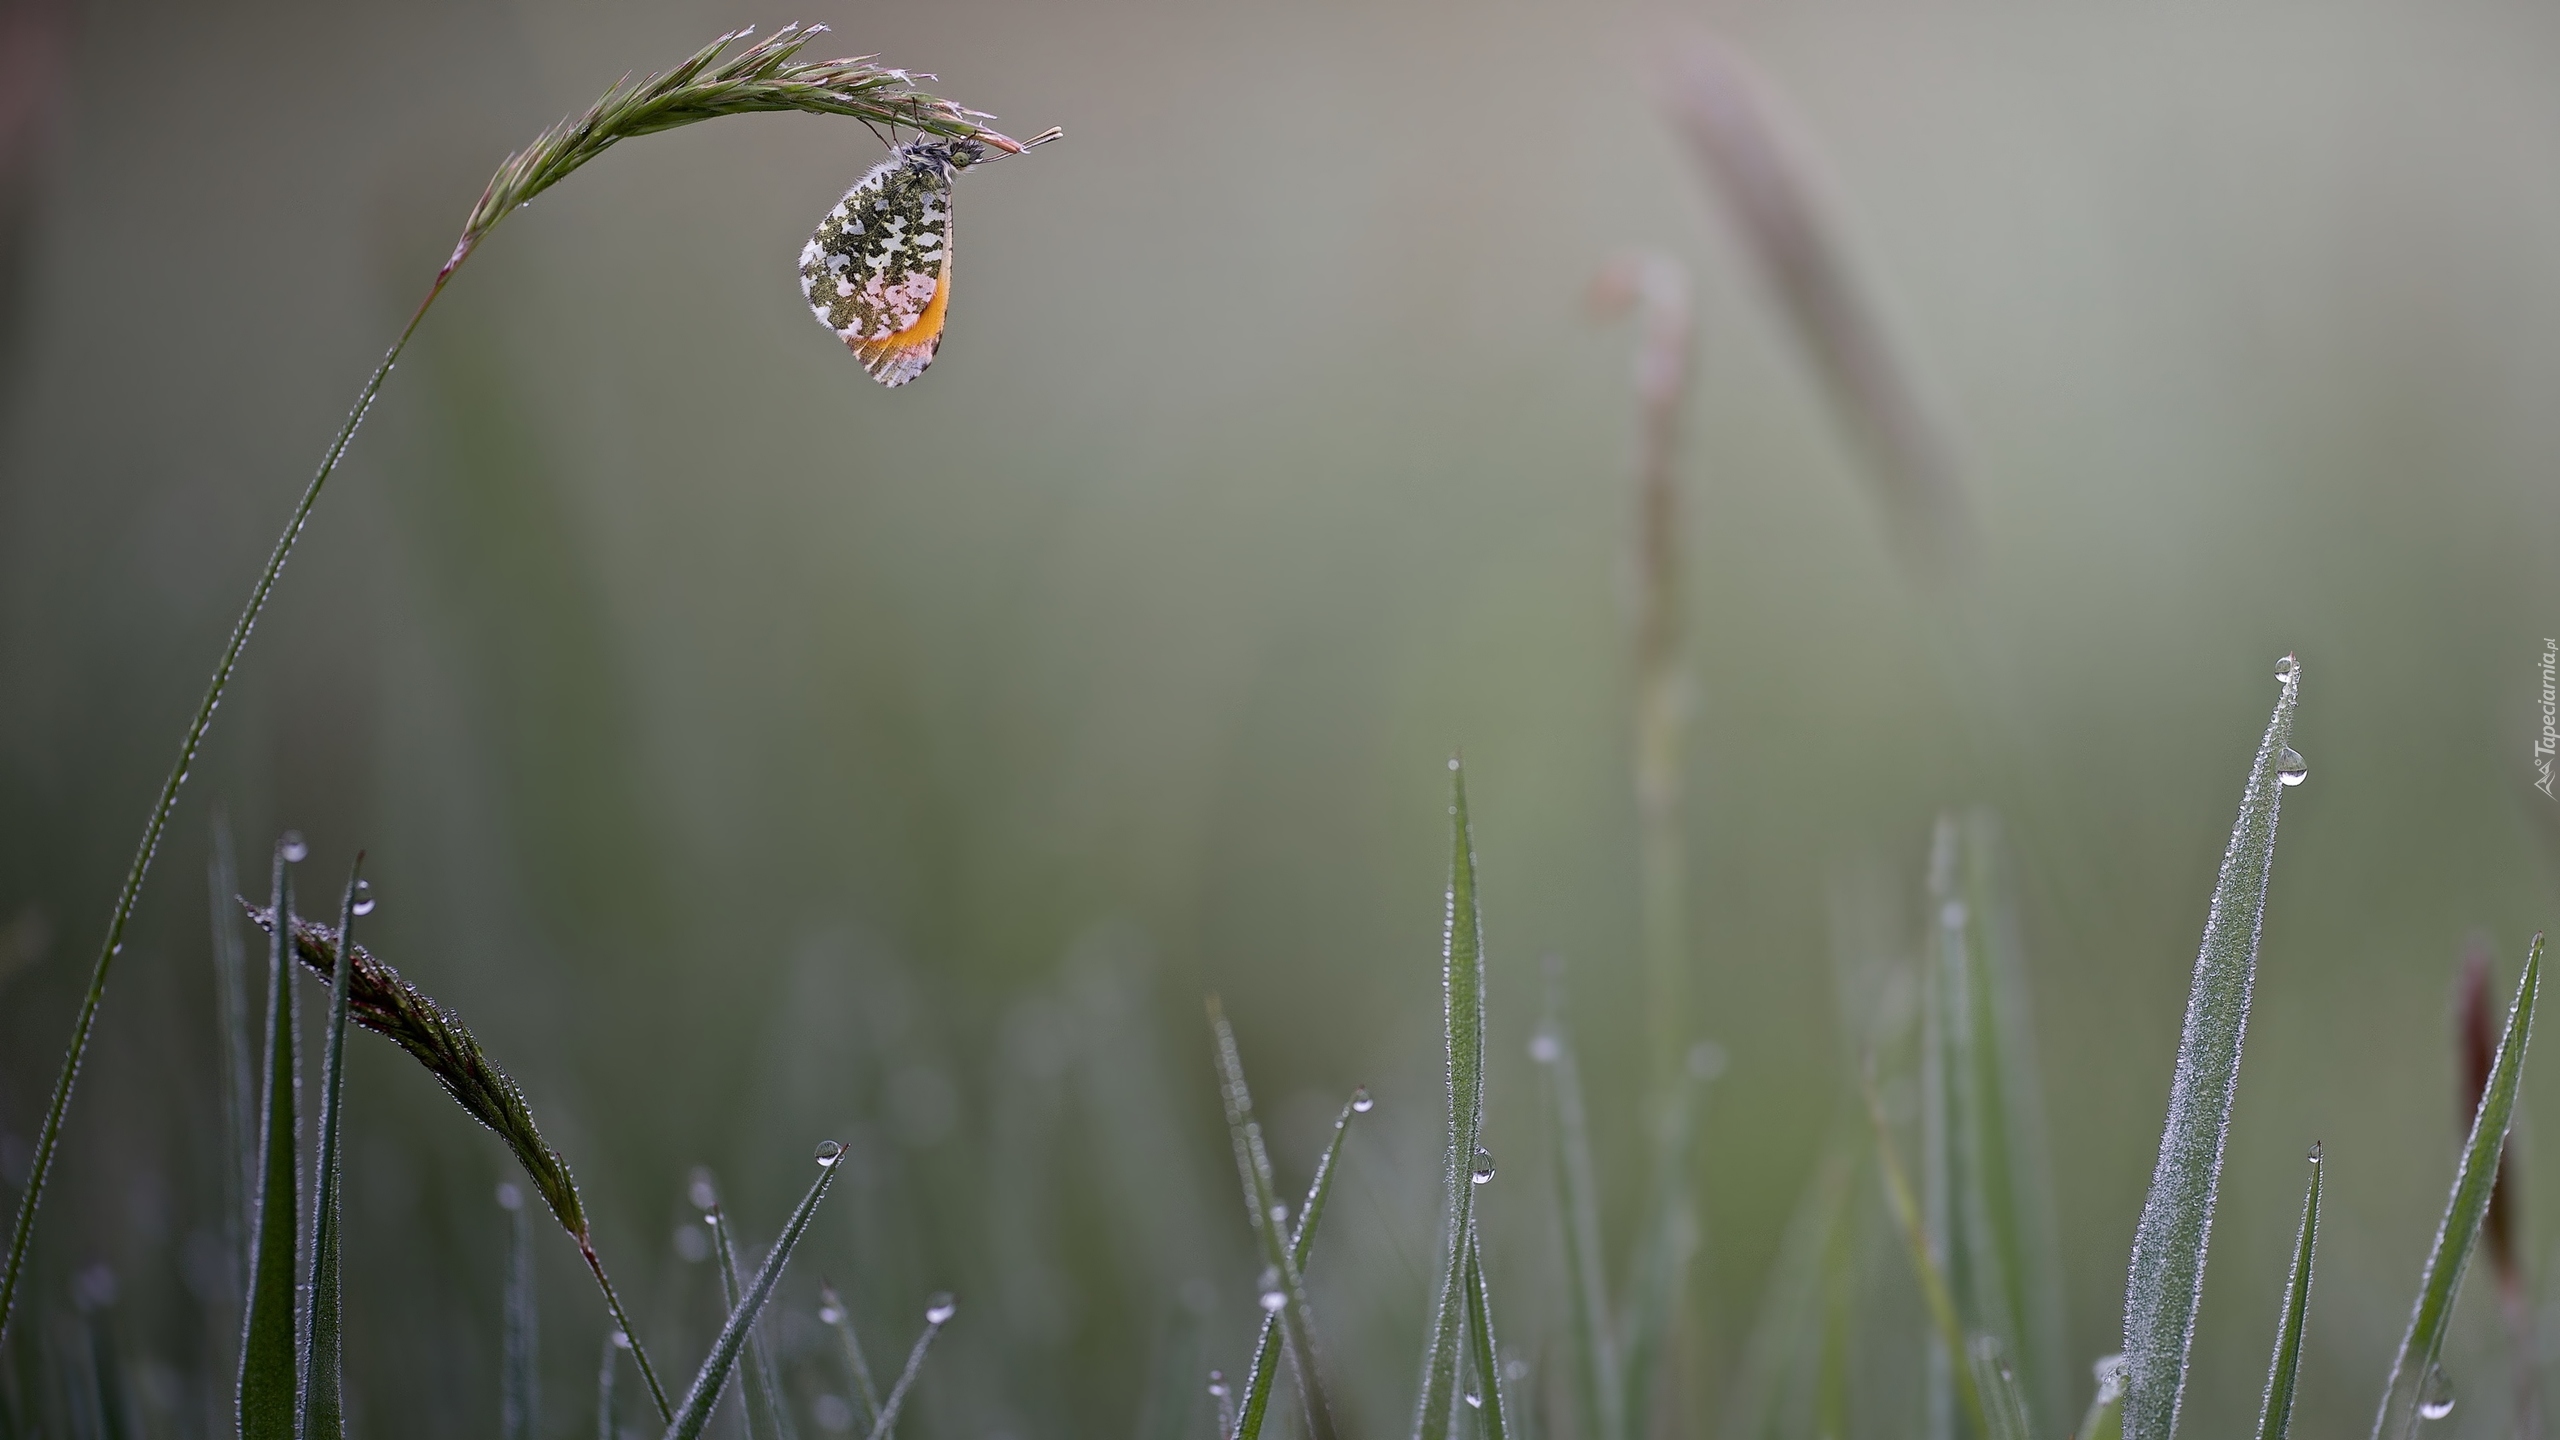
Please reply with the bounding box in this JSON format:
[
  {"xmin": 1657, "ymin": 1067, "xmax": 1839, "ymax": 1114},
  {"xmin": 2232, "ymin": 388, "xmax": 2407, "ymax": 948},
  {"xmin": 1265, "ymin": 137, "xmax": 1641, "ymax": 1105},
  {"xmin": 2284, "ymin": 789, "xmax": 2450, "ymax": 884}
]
[
  {"xmin": 819, "ymin": 1304, "xmax": 844, "ymax": 1325},
  {"xmin": 1207, "ymin": 1372, "xmax": 1230, "ymax": 1399},
  {"xmin": 2276, "ymin": 747, "xmax": 2308, "ymax": 787},
  {"xmin": 1259, "ymin": 1289, "xmax": 1286, "ymax": 1312},
  {"xmin": 494, "ymin": 1182, "xmax": 522, "ymax": 1211},
  {"xmin": 1464, "ymin": 1392, "xmax": 1483, "ymax": 1410},
  {"xmin": 612, "ymin": 1330, "xmax": 633, "ymax": 1350},
  {"xmin": 924, "ymin": 1292, "xmax": 957, "ymax": 1325},
  {"xmin": 2419, "ymin": 1365, "xmax": 2456, "ymax": 1421},
  {"xmin": 1269, "ymin": 1202, "xmax": 1288, "ymax": 1225},
  {"xmin": 1528, "ymin": 1031, "xmax": 1561, "ymax": 1064},
  {"xmin": 814, "ymin": 1139, "xmax": 845, "ymax": 1167},
  {"xmin": 280, "ymin": 831, "xmax": 308, "ymax": 863},
  {"xmin": 350, "ymin": 878, "xmax": 376, "ymax": 916},
  {"xmin": 2275, "ymin": 654, "xmax": 2301, "ymax": 686},
  {"xmin": 1471, "ymin": 1147, "xmax": 1496, "ymax": 1184},
  {"xmin": 1351, "ymin": 1087, "xmax": 1375, "ymax": 1114}
]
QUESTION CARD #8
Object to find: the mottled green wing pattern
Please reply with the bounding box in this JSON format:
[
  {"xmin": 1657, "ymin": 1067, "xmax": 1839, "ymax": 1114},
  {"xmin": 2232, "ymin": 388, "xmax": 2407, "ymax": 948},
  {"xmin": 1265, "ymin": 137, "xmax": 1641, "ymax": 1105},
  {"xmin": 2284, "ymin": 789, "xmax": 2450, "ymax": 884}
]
[{"xmin": 800, "ymin": 139, "xmax": 981, "ymax": 387}]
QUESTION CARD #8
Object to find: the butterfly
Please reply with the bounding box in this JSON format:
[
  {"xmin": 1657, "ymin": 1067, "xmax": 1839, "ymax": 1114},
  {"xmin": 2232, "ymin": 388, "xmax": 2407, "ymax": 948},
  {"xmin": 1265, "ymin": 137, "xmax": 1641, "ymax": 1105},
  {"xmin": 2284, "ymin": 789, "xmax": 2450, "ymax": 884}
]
[{"xmin": 799, "ymin": 137, "xmax": 986, "ymax": 387}]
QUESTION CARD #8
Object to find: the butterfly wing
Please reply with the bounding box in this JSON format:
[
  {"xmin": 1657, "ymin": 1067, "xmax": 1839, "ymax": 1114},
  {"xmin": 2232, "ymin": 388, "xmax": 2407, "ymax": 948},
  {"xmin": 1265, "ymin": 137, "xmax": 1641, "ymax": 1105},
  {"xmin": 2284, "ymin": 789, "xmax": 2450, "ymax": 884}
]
[{"xmin": 800, "ymin": 144, "xmax": 961, "ymax": 389}]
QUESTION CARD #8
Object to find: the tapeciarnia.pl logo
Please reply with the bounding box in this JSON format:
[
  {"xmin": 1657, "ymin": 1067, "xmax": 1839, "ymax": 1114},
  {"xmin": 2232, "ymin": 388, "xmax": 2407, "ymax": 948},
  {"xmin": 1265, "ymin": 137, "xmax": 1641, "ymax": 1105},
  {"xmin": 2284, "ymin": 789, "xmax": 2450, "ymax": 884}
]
[{"xmin": 2538, "ymin": 638, "xmax": 2558, "ymax": 798}]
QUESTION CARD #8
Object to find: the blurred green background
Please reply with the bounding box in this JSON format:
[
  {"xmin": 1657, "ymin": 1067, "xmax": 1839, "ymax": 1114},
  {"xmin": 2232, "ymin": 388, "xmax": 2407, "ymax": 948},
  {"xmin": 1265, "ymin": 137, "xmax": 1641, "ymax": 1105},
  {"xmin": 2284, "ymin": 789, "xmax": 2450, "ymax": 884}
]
[{"xmin": 5, "ymin": 0, "xmax": 2560, "ymax": 1435}]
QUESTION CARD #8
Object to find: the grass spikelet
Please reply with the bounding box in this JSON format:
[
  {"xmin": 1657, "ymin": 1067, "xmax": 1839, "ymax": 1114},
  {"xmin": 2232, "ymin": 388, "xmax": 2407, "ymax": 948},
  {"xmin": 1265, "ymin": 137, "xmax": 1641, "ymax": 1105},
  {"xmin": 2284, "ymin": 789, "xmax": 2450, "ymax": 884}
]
[{"xmin": 247, "ymin": 905, "xmax": 673, "ymax": 1421}]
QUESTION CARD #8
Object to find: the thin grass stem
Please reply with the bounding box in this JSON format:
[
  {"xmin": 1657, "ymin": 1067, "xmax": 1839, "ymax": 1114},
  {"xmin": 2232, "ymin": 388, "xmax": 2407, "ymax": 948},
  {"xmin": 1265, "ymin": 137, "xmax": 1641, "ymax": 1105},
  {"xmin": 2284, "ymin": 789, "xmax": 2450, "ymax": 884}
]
[
  {"xmin": 822, "ymin": 1283, "xmax": 884, "ymax": 1436},
  {"xmin": 2254, "ymin": 1147, "xmax": 2320, "ymax": 1440},
  {"xmin": 295, "ymin": 855, "xmax": 365, "ymax": 1440},
  {"xmin": 235, "ymin": 845, "xmax": 300, "ymax": 1440},
  {"xmin": 1235, "ymin": 1089, "xmax": 1366, "ymax": 1440},
  {"xmin": 863, "ymin": 1298, "xmax": 955, "ymax": 1440},
  {"xmin": 665, "ymin": 1143, "xmax": 847, "ymax": 1440},
  {"xmin": 1208, "ymin": 996, "xmax": 1338, "ymax": 1440}
]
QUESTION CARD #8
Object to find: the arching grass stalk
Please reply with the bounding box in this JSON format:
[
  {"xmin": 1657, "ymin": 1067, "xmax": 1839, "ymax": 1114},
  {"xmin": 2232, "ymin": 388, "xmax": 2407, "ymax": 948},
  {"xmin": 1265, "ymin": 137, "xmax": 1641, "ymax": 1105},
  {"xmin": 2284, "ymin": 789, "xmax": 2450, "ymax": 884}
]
[{"xmin": 0, "ymin": 19, "xmax": 1048, "ymax": 1353}]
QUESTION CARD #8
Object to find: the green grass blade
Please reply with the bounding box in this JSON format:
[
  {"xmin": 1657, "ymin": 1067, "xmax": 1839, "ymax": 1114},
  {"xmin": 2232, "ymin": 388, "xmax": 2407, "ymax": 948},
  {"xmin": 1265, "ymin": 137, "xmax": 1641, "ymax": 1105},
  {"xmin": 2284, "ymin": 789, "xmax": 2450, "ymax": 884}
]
[
  {"xmin": 1723, "ymin": 1142, "xmax": 1858, "ymax": 1440},
  {"xmin": 297, "ymin": 856, "xmax": 365, "ymax": 1440},
  {"xmin": 2371, "ymin": 935, "xmax": 2543, "ymax": 1440},
  {"xmin": 1412, "ymin": 758, "xmax": 1490, "ymax": 1440},
  {"xmin": 1534, "ymin": 974, "xmax": 1623, "ymax": 1440},
  {"xmin": 1236, "ymin": 1089, "xmax": 1366, "ymax": 1440},
  {"xmin": 1208, "ymin": 997, "xmax": 1338, "ymax": 1440},
  {"xmin": 599, "ymin": 1333, "xmax": 623, "ymax": 1440},
  {"xmin": 1958, "ymin": 811, "xmax": 2070, "ymax": 1424},
  {"xmin": 2255, "ymin": 1147, "xmax": 2321, "ymax": 1440},
  {"xmin": 1967, "ymin": 1334, "xmax": 2032, "ymax": 1440},
  {"xmin": 208, "ymin": 812, "xmax": 257, "ymax": 1295},
  {"xmin": 2122, "ymin": 656, "xmax": 2304, "ymax": 1440},
  {"xmin": 2077, "ymin": 1358, "xmax": 2129, "ymax": 1440},
  {"xmin": 237, "ymin": 845, "xmax": 300, "ymax": 1440},
  {"xmin": 708, "ymin": 1202, "xmax": 797, "ymax": 1440},
  {"xmin": 1920, "ymin": 830, "xmax": 1962, "ymax": 1440},
  {"xmin": 663, "ymin": 1142, "xmax": 846, "ymax": 1440},
  {"xmin": 1863, "ymin": 1066, "xmax": 1988, "ymax": 1438},
  {"xmin": 1623, "ymin": 1050, "xmax": 1713, "ymax": 1440},
  {"xmin": 502, "ymin": 1185, "xmax": 541, "ymax": 1440},
  {"xmin": 822, "ymin": 1283, "xmax": 884, "ymax": 1437},
  {"xmin": 1465, "ymin": 1226, "xmax": 1514, "ymax": 1440},
  {"xmin": 864, "ymin": 1296, "xmax": 956, "ymax": 1440}
]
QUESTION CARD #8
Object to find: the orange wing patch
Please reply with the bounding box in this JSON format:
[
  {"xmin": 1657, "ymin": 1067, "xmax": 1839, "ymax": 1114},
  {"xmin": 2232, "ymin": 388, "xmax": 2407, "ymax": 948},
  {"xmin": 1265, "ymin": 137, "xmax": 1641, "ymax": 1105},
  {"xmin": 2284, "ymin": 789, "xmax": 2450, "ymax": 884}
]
[{"xmin": 850, "ymin": 253, "xmax": 951, "ymax": 388}]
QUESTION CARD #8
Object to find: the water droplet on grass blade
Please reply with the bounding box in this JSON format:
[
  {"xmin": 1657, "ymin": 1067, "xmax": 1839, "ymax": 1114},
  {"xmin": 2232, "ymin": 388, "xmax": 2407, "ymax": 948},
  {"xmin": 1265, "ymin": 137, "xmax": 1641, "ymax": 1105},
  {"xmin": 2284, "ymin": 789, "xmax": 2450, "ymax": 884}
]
[
  {"xmin": 924, "ymin": 1292, "xmax": 957, "ymax": 1325},
  {"xmin": 815, "ymin": 1139, "xmax": 844, "ymax": 1167},
  {"xmin": 1472, "ymin": 1147, "xmax": 1496, "ymax": 1184},
  {"xmin": 1259, "ymin": 1289, "xmax": 1286, "ymax": 1312},
  {"xmin": 1207, "ymin": 1372, "xmax": 1230, "ymax": 1399},
  {"xmin": 819, "ymin": 1304, "xmax": 844, "ymax": 1324},
  {"xmin": 280, "ymin": 831, "xmax": 308, "ymax": 863},
  {"xmin": 612, "ymin": 1330, "xmax": 633, "ymax": 1350},
  {"xmin": 351, "ymin": 878, "xmax": 375, "ymax": 915},
  {"xmin": 2419, "ymin": 1365, "xmax": 2456, "ymax": 1421},
  {"xmin": 1464, "ymin": 1392, "xmax": 1483, "ymax": 1409},
  {"xmin": 1351, "ymin": 1087, "xmax": 1374, "ymax": 1113},
  {"xmin": 2276, "ymin": 654, "xmax": 2301, "ymax": 686},
  {"xmin": 2276, "ymin": 747, "xmax": 2307, "ymax": 786}
]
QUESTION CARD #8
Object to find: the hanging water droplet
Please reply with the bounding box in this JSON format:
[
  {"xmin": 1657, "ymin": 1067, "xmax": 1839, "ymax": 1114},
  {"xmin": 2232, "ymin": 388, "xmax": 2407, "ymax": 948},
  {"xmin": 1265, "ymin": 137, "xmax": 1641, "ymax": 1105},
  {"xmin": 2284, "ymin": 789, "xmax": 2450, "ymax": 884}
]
[
  {"xmin": 2418, "ymin": 1365, "xmax": 2456, "ymax": 1421},
  {"xmin": 1471, "ymin": 1147, "xmax": 1497, "ymax": 1184},
  {"xmin": 1351, "ymin": 1087, "xmax": 1374, "ymax": 1113},
  {"xmin": 612, "ymin": 1330, "xmax": 633, "ymax": 1350},
  {"xmin": 350, "ymin": 878, "xmax": 376, "ymax": 916},
  {"xmin": 1259, "ymin": 1289, "xmax": 1286, "ymax": 1312},
  {"xmin": 2275, "ymin": 654, "xmax": 2301, "ymax": 687},
  {"xmin": 1464, "ymin": 1392, "xmax": 1483, "ymax": 1409},
  {"xmin": 819, "ymin": 1304, "xmax": 844, "ymax": 1325},
  {"xmin": 814, "ymin": 1139, "xmax": 845, "ymax": 1167},
  {"xmin": 1528, "ymin": 1031, "xmax": 1561, "ymax": 1064},
  {"xmin": 2276, "ymin": 747, "xmax": 2308, "ymax": 787},
  {"xmin": 280, "ymin": 831, "xmax": 308, "ymax": 863},
  {"xmin": 924, "ymin": 1292, "xmax": 958, "ymax": 1325}
]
